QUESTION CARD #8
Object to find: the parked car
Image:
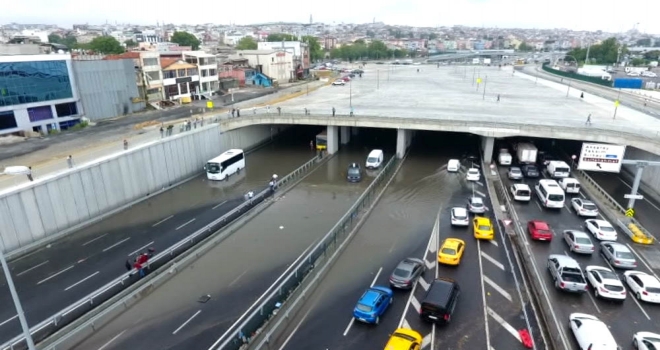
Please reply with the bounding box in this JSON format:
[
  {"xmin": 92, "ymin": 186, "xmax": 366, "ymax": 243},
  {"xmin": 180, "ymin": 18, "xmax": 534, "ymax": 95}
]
[
  {"xmin": 571, "ymin": 198, "xmax": 599, "ymax": 217},
  {"xmin": 389, "ymin": 258, "xmax": 426, "ymax": 289},
  {"xmin": 332, "ymin": 80, "xmax": 345, "ymax": 86},
  {"xmin": 600, "ymin": 241, "xmax": 637, "ymax": 269},
  {"xmin": 527, "ymin": 220, "xmax": 553, "ymax": 241},
  {"xmin": 584, "ymin": 265, "xmax": 626, "ymax": 301},
  {"xmin": 585, "ymin": 219, "xmax": 617, "ymax": 241},
  {"xmin": 569, "ymin": 313, "xmax": 619, "ymax": 350},
  {"xmin": 547, "ymin": 254, "xmax": 588, "ymax": 293},
  {"xmin": 624, "ymin": 271, "xmax": 660, "ymax": 303},
  {"xmin": 563, "ymin": 230, "xmax": 595, "ymax": 254},
  {"xmin": 508, "ymin": 166, "xmax": 523, "ymax": 180},
  {"xmin": 467, "ymin": 197, "xmax": 487, "ymax": 214},
  {"xmin": 521, "ymin": 164, "xmax": 540, "ymax": 178},
  {"xmin": 633, "ymin": 332, "xmax": 660, "ymax": 350},
  {"xmin": 450, "ymin": 207, "xmax": 469, "ymax": 226},
  {"xmin": 466, "ymin": 168, "xmax": 481, "ymax": 181},
  {"xmin": 352, "ymin": 286, "xmax": 393, "ymax": 324}
]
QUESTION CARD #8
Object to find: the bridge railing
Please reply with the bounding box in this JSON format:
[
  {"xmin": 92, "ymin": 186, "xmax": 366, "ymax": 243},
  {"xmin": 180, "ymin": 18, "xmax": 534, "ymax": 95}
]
[{"xmin": 1, "ymin": 156, "xmax": 321, "ymax": 350}]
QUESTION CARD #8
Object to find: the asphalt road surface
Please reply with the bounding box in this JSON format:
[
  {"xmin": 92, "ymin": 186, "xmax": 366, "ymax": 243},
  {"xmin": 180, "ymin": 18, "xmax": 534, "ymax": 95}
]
[
  {"xmin": 69, "ymin": 129, "xmax": 396, "ymax": 350},
  {"xmin": 0, "ymin": 127, "xmax": 316, "ymax": 343},
  {"xmin": 499, "ymin": 164, "xmax": 660, "ymax": 350},
  {"xmin": 272, "ymin": 132, "xmax": 540, "ymax": 350}
]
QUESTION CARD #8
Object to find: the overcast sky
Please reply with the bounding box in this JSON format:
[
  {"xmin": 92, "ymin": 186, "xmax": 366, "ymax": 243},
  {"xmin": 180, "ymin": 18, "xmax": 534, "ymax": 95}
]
[{"xmin": 3, "ymin": 0, "xmax": 659, "ymax": 34}]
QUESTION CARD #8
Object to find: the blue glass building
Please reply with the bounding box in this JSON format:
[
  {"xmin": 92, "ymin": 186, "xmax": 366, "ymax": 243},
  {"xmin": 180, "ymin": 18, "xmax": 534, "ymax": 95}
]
[{"xmin": 0, "ymin": 55, "xmax": 81, "ymax": 135}]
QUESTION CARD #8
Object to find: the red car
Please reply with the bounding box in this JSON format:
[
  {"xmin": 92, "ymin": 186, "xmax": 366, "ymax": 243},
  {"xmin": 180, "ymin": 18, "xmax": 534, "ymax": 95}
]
[
  {"xmin": 342, "ymin": 76, "xmax": 351, "ymax": 82},
  {"xmin": 527, "ymin": 220, "xmax": 553, "ymax": 241}
]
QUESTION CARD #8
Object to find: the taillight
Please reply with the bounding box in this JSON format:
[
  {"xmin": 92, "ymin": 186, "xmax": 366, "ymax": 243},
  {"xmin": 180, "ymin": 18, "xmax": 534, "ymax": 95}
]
[
  {"xmin": 443, "ymin": 314, "xmax": 450, "ymax": 321},
  {"xmin": 560, "ymin": 282, "xmax": 565, "ymax": 288},
  {"xmin": 614, "ymin": 260, "xmax": 620, "ymax": 264},
  {"xmin": 575, "ymin": 245, "xmax": 580, "ymax": 249},
  {"xmin": 643, "ymin": 291, "xmax": 649, "ymax": 295}
]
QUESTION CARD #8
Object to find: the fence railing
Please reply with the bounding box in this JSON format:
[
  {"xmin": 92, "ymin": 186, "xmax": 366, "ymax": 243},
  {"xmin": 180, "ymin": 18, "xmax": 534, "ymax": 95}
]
[
  {"xmin": 541, "ymin": 62, "xmax": 613, "ymax": 88},
  {"xmin": 207, "ymin": 155, "xmax": 401, "ymax": 350},
  {"xmin": 1, "ymin": 155, "xmax": 322, "ymax": 350}
]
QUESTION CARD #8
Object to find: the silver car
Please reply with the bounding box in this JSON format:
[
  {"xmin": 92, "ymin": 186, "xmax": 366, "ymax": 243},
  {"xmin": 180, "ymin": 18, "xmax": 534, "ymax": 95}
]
[
  {"xmin": 563, "ymin": 230, "xmax": 595, "ymax": 254},
  {"xmin": 467, "ymin": 197, "xmax": 486, "ymax": 214},
  {"xmin": 508, "ymin": 167, "xmax": 523, "ymax": 180},
  {"xmin": 600, "ymin": 241, "xmax": 637, "ymax": 269}
]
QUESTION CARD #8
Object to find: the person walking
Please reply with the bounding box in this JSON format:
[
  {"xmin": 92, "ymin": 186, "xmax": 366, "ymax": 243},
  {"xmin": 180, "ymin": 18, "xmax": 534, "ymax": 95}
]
[
  {"xmin": 66, "ymin": 155, "xmax": 74, "ymax": 169},
  {"xmin": 304, "ymin": 107, "xmax": 308, "ymax": 115},
  {"xmin": 277, "ymin": 106, "xmax": 282, "ymax": 115},
  {"xmin": 350, "ymin": 106, "xmax": 354, "ymax": 117},
  {"xmin": 231, "ymin": 108, "xmax": 236, "ymax": 118},
  {"xmin": 237, "ymin": 108, "xmax": 241, "ymax": 117},
  {"xmin": 332, "ymin": 107, "xmax": 336, "ymax": 117},
  {"xmin": 167, "ymin": 124, "xmax": 174, "ymax": 136},
  {"xmin": 26, "ymin": 167, "xmax": 33, "ymax": 182},
  {"xmin": 580, "ymin": 92, "xmax": 584, "ymax": 99},
  {"xmin": 585, "ymin": 113, "xmax": 592, "ymax": 126},
  {"xmin": 123, "ymin": 139, "xmax": 129, "ymax": 150},
  {"xmin": 497, "ymin": 94, "xmax": 500, "ymax": 102},
  {"xmin": 134, "ymin": 252, "xmax": 149, "ymax": 277},
  {"xmin": 160, "ymin": 126, "xmax": 164, "ymax": 138}
]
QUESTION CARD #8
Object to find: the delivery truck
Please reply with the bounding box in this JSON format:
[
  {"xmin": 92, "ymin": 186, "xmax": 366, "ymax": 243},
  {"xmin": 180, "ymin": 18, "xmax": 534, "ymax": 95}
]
[{"xmin": 515, "ymin": 143, "xmax": 538, "ymax": 164}]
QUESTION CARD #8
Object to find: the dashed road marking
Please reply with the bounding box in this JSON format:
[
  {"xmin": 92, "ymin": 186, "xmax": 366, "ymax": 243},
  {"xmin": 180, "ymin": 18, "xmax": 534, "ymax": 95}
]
[
  {"xmin": 421, "ymin": 334, "xmax": 432, "ymax": 349},
  {"xmin": 480, "ymin": 251, "xmax": 505, "ymax": 271},
  {"xmin": 476, "ymin": 181, "xmax": 484, "ymax": 187},
  {"xmin": 418, "ymin": 277, "xmax": 430, "ymax": 292},
  {"xmin": 487, "ymin": 307, "xmax": 522, "ymax": 343},
  {"xmin": 152, "ymin": 215, "xmax": 173, "ymax": 227},
  {"xmin": 401, "ymin": 318, "xmax": 412, "ymax": 330},
  {"xmin": 475, "ymin": 190, "xmax": 487, "ymax": 197},
  {"xmin": 175, "ymin": 218, "xmax": 196, "ymax": 231},
  {"xmin": 488, "ymin": 239, "xmax": 499, "ymax": 247},
  {"xmin": 424, "ymin": 259, "xmax": 435, "ymax": 270},
  {"xmin": 483, "ymin": 276, "xmax": 512, "ymax": 302},
  {"xmin": 410, "ymin": 297, "xmax": 421, "ymax": 315}
]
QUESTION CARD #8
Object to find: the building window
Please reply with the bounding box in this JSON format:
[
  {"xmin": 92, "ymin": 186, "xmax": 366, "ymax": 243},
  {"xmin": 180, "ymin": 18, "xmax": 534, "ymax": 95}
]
[
  {"xmin": 146, "ymin": 71, "xmax": 160, "ymax": 81},
  {"xmin": 143, "ymin": 58, "xmax": 158, "ymax": 67},
  {"xmin": 165, "ymin": 85, "xmax": 179, "ymax": 98},
  {"xmin": 201, "ymin": 70, "xmax": 208, "ymax": 77},
  {"xmin": 186, "ymin": 68, "xmax": 198, "ymax": 76},
  {"xmin": 179, "ymin": 82, "xmax": 189, "ymax": 94},
  {"xmin": 0, "ymin": 60, "xmax": 73, "ymax": 107},
  {"xmin": 55, "ymin": 102, "xmax": 78, "ymax": 117},
  {"xmin": 206, "ymin": 57, "xmax": 217, "ymax": 65},
  {"xmin": 177, "ymin": 69, "xmax": 186, "ymax": 77},
  {"xmin": 27, "ymin": 105, "xmax": 54, "ymax": 122},
  {"xmin": 209, "ymin": 69, "xmax": 217, "ymax": 76},
  {"xmin": 163, "ymin": 70, "xmax": 176, "ymax": 79},
  {"xmin": 0, "ymin": 110, "xmax": 17, "ymax": 130},
  {"xmin": 272, "ymin": 57, "xmax": 274, "ymax": 62},
  {"xmin": 147, "ymin": 88, "xmax": 160, "ymax": 95},
  {"xmin": 202, "ymin": 82, "xmax": 209, "ymax": 91}
]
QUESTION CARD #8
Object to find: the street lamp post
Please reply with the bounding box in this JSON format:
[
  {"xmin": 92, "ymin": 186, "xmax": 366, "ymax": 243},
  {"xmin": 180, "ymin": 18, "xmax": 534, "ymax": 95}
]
[
  {"xmin": 613, "ymin": 89, "xmax": 622, "ymax": 119},
  {"xmin": 0, "ymin": 246, "xmax": 36, "ymax": 350}
]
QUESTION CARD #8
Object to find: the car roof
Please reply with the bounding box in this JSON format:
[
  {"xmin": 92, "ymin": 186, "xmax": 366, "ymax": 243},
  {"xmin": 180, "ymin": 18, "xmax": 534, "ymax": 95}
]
[
  {"xmin": 468, "ymin": 168, "xmax": 479, "ymax": 172},
  {"xmin": 442, "ymin": 238, "xmax": 465, "ymax": 249},
  {"xmin": 602, "ymin": 241, "xmax": 628, "ymax": 251},
  {"xmin": 397, "ymin": 258, "xmax": 421, "ymax": 271},
  {"xmin": 633, "ymin": 273, "xmax": 660, "ymax": 287},
  {"xmin": 475, "ymin": 217, "xmax": 491, "ymax": 224},
  {"xmin": 512, "ymin": 183, "xmax": 531, "ymax": 190},
  {"xmin": 452, "ymin": 207, "xmax": 467, "ymax": 214},
  {"xmin": 566, "ymin": 230, "xmax": 591, "ymax": 238},
  {"xmin": 386, "ymin": 328, "xmax": 422, "ymax": 349},
  {"xmin": 349, "ymin": 163, "xmax": 360, "ymax": 168},
  {"xmin": 590, "ymin": 219, "xmax": 611, "ymax": 226},
  {"xmin": 424, "ymin": 278, "xmax": 458, "ymax": 304},
  {"xmin": 470, "ymin": 197, "xmax": 483, "ymax": 203},
  {"xmin": 359, "ymin": 288, "xmax": 386, "ymax": 305},
  {"xmin": 530, "ymin": 220, "xmax": 549, "ymax": 229},
  {"xmin": 549, "ymin": 254, "xmax": 580, "ymax": 267}
]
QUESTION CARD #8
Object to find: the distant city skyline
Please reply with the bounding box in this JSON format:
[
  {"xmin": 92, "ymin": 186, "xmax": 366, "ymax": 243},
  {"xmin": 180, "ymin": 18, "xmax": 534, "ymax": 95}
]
[{"xmin": 3, "ymin": 0, "xmax": 659, "ymax": 35}]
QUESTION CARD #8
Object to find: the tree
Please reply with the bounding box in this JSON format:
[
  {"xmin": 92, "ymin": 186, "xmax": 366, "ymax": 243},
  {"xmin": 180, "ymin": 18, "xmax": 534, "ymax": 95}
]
[
  {"xmin": 236, "ymin": 36, "xmax": 257, "ymax": 50},
  {"xmin": 267, "ymin": 33, "xmax": 297, "ymax": 42},
  {"xmin": 631, "ymin": 58, "xmax": 647, "ymax": 66},
  {"xmin": 429, "ymin": 33, "xmax": 438, "ymax": 40},
  {"xmin": 643, "ymin": 50, "xmax": 660, "ymax": 60},
  {"xmin": 518, "ymin": 42, "xmax": 534, "ymax": 52},
  {"xmin": 48, "ymin": 34, "xmax": 78, "ymax": 49},
  {"xmin": 170, "ymin": 31, "xmax": 201, "ymax": 50},
  {"xmin": 566, "ymin": 37, "xmax": 627, "ymax": 65},
  {"xmin": 88, "ymin": 36, "xmax": 124, "ymax": 54},
  {"xmin": 124, "ymin": 39, "xmax": 138, "ymax": 48},
  {"xmin": 302, "ymin": 36, "xmax": 323, "ymax": 61}
]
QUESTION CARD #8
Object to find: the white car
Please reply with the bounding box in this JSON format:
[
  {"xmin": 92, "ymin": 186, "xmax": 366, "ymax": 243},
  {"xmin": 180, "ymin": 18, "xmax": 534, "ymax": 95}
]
[
  {"xmin": 332, "ymin": 80, "xmax": 345, "ymax": 86},
  {"xmin": 624, "ymin": 271, "xmax": 660, "ymax": 303},
  {"xmin": 633, "ymin": 331, "xmax": 660, "ymax": 350},
  {"xmin": 627, "ymin": 71, "xmax": 641, "ymax": 77},
  {"xmin": 584, "ymin": 219, "xmax": 617, "ymax": 241},
  {"xmin": 571, "ymin": 198, "xmax": 599, "ymax": 217},
  {"xmin": 569, "ymin": 313, "xmax": 619, "ymax": 350},
  {"xmin": 466, "ymin": 168, "xmax": 480, "ymax": 181},
  {"xmin": 584, "ymin": 265, "xmax": 626, "ymax": 301},
  {"xmin": 450, "ymin": 207, "xmax": 469, "ymax": 226},
  {"xmin": 641, "ymin": 71, "xmax": 658, "ymax": 78}
]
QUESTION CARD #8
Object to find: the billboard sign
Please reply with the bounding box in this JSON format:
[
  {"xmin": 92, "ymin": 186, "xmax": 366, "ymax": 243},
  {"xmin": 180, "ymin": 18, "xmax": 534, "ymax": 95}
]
[{"xmin": 577, "ymin": 143, "xmax": 626, "ymax": 173}]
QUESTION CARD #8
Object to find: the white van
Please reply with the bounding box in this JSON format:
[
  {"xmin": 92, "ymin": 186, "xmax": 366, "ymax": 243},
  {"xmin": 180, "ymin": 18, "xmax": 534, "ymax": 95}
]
[
  {"xmin": 558, "ymin": 178, "xmax": 581, "ymax": 194},
  {"xmin": 498, "ymin": 149, "xmax": 512, "ymax": 166},
  {"xmin": 545, "ymin": 161, "xmax": 571, "ymax": 178},
  {"xmin": 510, "ymin": 184, "xmax": 532, "ymax": 202},
  {"xmin": 447, "ymin": 159, "xmax": 460, "ymax": 172},
  {"xmin": 535, "ymin": 179, "xmax": 565, "ymax": 209},
  {"xmin": 366, "ymin": 149, "xmax": 384, "ymax": 169}
]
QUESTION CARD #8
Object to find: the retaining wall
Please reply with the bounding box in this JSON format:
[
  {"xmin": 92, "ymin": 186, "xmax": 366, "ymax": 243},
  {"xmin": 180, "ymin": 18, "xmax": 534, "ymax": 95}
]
[
  {"xmin": 622, "ymin": 146, "xmax": 660, "ymax": 203},
  {"xmin": 0, "ymin": 123, "xmax": 282, "ymax": 255}
]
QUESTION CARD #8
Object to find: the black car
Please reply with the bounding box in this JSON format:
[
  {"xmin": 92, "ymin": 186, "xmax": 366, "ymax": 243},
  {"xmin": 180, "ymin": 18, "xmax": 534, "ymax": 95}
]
[
  {"xmin": 389, "ymin": 258, "xmax": 426, "ymax": 289},
  {"xmin": 347, "ymin": 163, "xmax": 362, "ymax": 182},
  {"xmin": 521, "ymin": 164, "xmax": 540, "ymax": 178}
]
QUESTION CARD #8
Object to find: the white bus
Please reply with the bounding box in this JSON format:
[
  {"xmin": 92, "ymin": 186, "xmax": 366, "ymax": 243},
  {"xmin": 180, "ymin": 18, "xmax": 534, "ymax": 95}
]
[
  {"xmin": 205, "ymin": 149, "xmax": 245, "ymax": 181},
  {"xmin": 535, "ymin": 179, "xmax": 565, "ymax": 209}
]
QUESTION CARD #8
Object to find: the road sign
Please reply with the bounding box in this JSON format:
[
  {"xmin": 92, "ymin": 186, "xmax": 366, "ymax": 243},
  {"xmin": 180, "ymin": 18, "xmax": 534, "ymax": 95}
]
[
  {"xmin": 476, "ymin": 78, "xmax": 482, "ymax": 84},
  {"xmin": 624, "ymin": 194, "xmax": 644, "ymax": 200},
  {"xmin": 503, "ymin": 219, "xmax": 512, "ymax": 226},
  {"xmin": 626, "ymin": 208, "xmax": 635, "ymax": 217},
  {"xmin": 614, "ymin": 100, "xmax": 620, "ymax": 107},
  {"xmin": 206, "ymin": 101, "xmax": 214, "ymax": 109},
  {"xmin": 577, "ymin": 143, "xmax": 626, "ymax": 173}
]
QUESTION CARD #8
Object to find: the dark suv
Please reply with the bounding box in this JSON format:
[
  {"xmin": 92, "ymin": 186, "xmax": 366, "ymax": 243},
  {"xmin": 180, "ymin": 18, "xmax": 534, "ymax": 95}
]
[
  {"xmin": 347, "ymin": 163, "xmax": 362, "ymax": 182},
  {"xmin": 420, "ymin": 277, "xmax": 460, "ymax": 324}
]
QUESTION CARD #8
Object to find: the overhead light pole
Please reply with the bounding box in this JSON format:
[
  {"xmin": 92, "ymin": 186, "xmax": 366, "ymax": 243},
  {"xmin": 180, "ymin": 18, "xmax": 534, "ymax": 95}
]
[{"xmin": 0, "ymin": 245, "xmax": 36, "ymax": 350}]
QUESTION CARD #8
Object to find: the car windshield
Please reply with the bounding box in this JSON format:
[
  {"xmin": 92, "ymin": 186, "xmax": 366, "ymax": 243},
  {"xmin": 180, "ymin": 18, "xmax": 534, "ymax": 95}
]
[
  {"xmin": 393, "ymin": 333, "xmax": 417, "ymax": 342},
  {"xmin": 469, "ymin": 170, "xmax": 479, "ymax": 175},
  {"xmin": 471, "ymin": 201, "xmax": 483, "ymax": 207},
  {"xmin": 526, "ymin": 166, "xmax": 537, "ymax": 171},
  {"xmin": 599, "ymin": 270, "xmax": 618, "ymax": 280},
  {"xmin": 441, "ymin": 248, "xmax": 456, "ymax": 255},
  {"xmin": 478, "ymin": 225, "xmax": 491, "ymax": 231},
  {"xmin": 600, "ymin": 225, "xmax": 615, "ymax": 232},
  {"xmin": 583, "ymin": 203, "xmax": 597, "ymax": 210},
  {"xmin": 615, "ymin": 251, "xmax": 635, "ymax": 259},
  {"xmin": 393, "ymin": 268, "xmax": 411, "ymax": 278},
  {"xmin": 367, "ymin": 157, "xmax": 378, "ymax": 163},
  {"xmin": 206, "ymin": 162, "xmax": 221, "ymax": 174},
  {"xmin": 548, "ymin": 194, "xmax": 564, "ymax": 201},
  {"xmin": 348, "ymin": 168, "xmax": 360, "ymax": 175},
  {"xmin": 575, "ymin": 237, "xmax": 592, "ymax": 244},
  {"xmin": 511, "ymin": 169, "xmax": 521, "ymax": 174},
  {"xmin": 604, "ymin": 284, "xmax": 624, "ymax": 292},
  {"xmin": 517, "ymin": 190, "xmax": 530, "ymax": 196},
  {"xmin": 563, "ymin": 267, "xmax": 581, "ymax": 274},
  {"xmin": 356, "ymin": 303, "xmax": 372, "ymax": 312}
]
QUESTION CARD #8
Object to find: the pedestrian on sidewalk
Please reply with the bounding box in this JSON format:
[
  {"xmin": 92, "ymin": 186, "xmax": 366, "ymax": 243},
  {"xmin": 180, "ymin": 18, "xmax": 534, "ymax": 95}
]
[
  {"xmin": 167, "ymin": 124, "xmax": 173, "ymax": 136},
  {"xmin": 27, "ymin": 166, "xmax": 33, "ymax": 182},
  {"xmin": 123, "ymin": 139, "xmax": 129, "ymax": 150},
  {"xmin": 266, "ymin": 105, "xmax": 271, "ymax": 114},
  {"xmin": 253, "ymin": 107, "xmax": 257, "ymax": 115},
  {"xmin": 585, "ymin": 114, "xmax": 592, "ymax": 126},
  {"xmin": 160, "ymin": 126, "xmax": 164, "ymax": 138},
  {"xmin": 237, "ymin": 108, "xmax": 241, "ymax": 117},
  {"xmin": 277, "ymin": 106, "xmax": 281, "ymax": 115},
  {"xmin": 332, "ymin": 107, "xmax": 336, "ymax": 117},
  {"xmin": 66, "ymin": 155, "xmax": 74, "ymax": 169},
  {"xmin": 580, "ymin": 92, "xmax": 584, "ymax": 99},
  {"xmin": 497, "ymin": 94, "xmax": 500, "ymax": 102},
  {"xmin": 231, "ymin": 108, "xmax": 235, "ymax": 118},
  {"xmin": 193, "ymin": 118, "xmax": 198, "ymax": 129},
  {"xmin": 350, "ymin": 107, "xmax": 354, "ymax": 117},
  {"xmin": 304, "ymin": 107, "xmax": 308, "ymax": 115},
  {"xmin": 134, "ymin": 252, "xmax": 149, "ymax": 277}
]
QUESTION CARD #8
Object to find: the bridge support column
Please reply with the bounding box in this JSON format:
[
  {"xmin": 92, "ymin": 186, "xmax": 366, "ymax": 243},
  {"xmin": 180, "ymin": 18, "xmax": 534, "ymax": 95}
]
[
  {"xmin": 351, "ymin": 127, "xmax": 359, "ymax": 136},
  {"xmin": 327, "ymin": 126, "xmax": 339, "ymax": 154},
  {"xmin": 481, "ymin": 136, "xmax": 494, "ymax": 164},
  {"xmin": 396, "ymin": 129, "xmax": 413, "ymax": 159},
  {"xmin": 340, "ymin": 126, "xmax": 350, "ymax": 145}
]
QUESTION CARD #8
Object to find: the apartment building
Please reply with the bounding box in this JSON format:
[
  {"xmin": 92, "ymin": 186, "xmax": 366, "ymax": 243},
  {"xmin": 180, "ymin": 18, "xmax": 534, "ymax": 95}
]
[
  {"xmin": 182, "ymin": 51, "xmax": 219, "ymax": 98},
  {"xmin": 104, "ymin": 51, "xmax": 164, "ymax": 102}
]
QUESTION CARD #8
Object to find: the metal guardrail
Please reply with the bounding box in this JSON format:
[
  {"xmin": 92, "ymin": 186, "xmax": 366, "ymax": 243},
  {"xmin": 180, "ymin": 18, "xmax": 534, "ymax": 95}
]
[
  {"xmin": 1, "ymin": 156, "xmax": 321, "ymax": 350},
  {"xmin": 207, "ymin": 155, "xmax": 400, "ymax": 350}
]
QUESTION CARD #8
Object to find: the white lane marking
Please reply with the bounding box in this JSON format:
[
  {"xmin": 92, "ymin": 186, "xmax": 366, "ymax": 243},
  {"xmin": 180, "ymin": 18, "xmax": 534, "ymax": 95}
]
[
  {"xmin": 82, "ymin": 233, "xmax": 108, "ymax": 246},
  {"xmin": 36, "ymin": 265, "xmax": 74, "ymax": 285},
  {"xmin": 212, "ymin": 200, "xmax": 228, "ymax": 210},
  {"xmin": 152, "ymin": 215, "xmax": 173, "ymax": 227},
  {"xmin": 229, "ymin": 270, "xmax": 249, "ymax": 287},
  {"xmin": 585, "ymin": 287, "xmax": 602, "ymax": 314},
  {"xmin": 418, "ymin": 278, "xmax": 430, "ymax": 291},
  {"xmin": 475, "ymin": 190, "xmax": 487, "ymax": 197},
  {"xmin": 278, "ymin": 307, "xmax": 313, "ymax": 350},
  {"xmin": 534, "ymin": 200, "xmax": 543, "ymax": 212},
  {"xmin": 487, "ymin": 307, "xmax": 522, "ymax": 342},
  {"xmin": 410, "ymin": 297, "xmax": 421, "ymax": 314},
  {"xmin": 64, "ymin": 271, "xmax": 100, "ymax": 291},
  {"xmin": 425, "ymin": 259, "xmax": 435, "ymax": 270},
  {"xmin": 477, "ymin": 240, "xmax": 492, "ymax": 350},
  {"xmin": 630, "ymin": 291, "xmax": 652, "ymax": 320},
  {"xmin": 480, "ymin": 251, "xmax": 505, "ymax": 271},
  {"xmin": 16, "ymin": 260, "xmax": 49, "ymax": 277},
  {"xmin": 401, "ymin": 319, "xmax": 412, "ymax": 330},
  {"xmin": 102, "ymin": 237, "xmax": 131, "ymax": 252},
  {"xmin": 476, "ymin": 181, "xmax": 484, "ymax": 187},
  {"xmin": 421, "ymin": 333, "xmax": 432, "ymax": 348},
  {"xmin": 97, "ymin": 330, "xmax": 127, "ymax": 350},
  {"xmin": 342, "ymin": 318, "xmax": 355, "ymax": 336},
  {"xmin": 370, "ymin": 267, "xmax": 383, "ymax": 287},
  {"xmin": 626, "ymin": 243, "xmax": 660, "ymax": 281},
  {"xmin": 127, "ymin": 241, "xmax": 154, "ymax": 257},
  {"xmin": 389, "ymin": 241, "xmax": 397, "ymax": 253},
  {"xmin": 483, "ymin": 276, "xmax": 513, "ymax": 302},
  {"xmin": 176, "ymin": 218, "xmax": 196, "ymax": 231},
  {"xmin": 488, "ymin": 239, "xmax": 499, "ymax": 247},
  {"xmin": 0, "ymin": 315, "xmax": 17, "ymax": 327},
  {"xmin": 564, "ymin": 204, "xmax": 572, "ymax": 214},
  {"xmin": 172, "ymin": 310, "xmax": 202, "ymax": 335}
]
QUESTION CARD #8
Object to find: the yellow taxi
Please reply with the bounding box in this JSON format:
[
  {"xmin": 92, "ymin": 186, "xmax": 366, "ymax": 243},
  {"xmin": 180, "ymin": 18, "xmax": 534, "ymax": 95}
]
[
  {"xmin": 384, "ymin": 328, "xmax": 423, "ymax": 350},
  {"xmin": 473, "ymin": 217, "xmax": 495, "ymax": 240},
  {"xmin": 437, "ymin": 238, "xmax": 466, "ymax": 265}
]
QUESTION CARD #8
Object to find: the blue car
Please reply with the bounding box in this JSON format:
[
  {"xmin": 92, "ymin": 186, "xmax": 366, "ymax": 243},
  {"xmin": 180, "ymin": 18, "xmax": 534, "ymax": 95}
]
[{"xmin": 352, "ymin": 286, "xmax": 393, "ymax": 324}]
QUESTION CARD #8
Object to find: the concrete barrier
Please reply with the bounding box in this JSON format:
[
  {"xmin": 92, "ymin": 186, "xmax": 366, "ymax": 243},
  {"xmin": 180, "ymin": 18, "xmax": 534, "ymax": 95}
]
[{"xmin": 1, "ymin": 123, "xmax": 285, "ymax": 257}]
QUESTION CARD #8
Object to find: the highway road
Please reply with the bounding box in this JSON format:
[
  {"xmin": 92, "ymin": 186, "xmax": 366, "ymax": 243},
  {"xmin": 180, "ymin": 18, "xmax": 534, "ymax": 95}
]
[
  {"xmin": 498, "ymin": 163, "xmax": 660, "ymax": 349},
  {"xmin": 272, "ymin": 132, "xmax": 540, "ymax": 350},
  {"xmin": 0, "ymin": 127, "xmax": 317, "ymax": 343},
  {"xmin": 69, "ymin": 129, "xmax": 396, "ymax": 350}
]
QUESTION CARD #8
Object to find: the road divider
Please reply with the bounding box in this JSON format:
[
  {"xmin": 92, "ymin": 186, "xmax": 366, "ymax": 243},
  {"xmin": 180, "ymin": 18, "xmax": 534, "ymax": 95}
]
[
  {"xmin": 5, "ymin": 155, "xmax": 326, "ymax": 350},
  {"xmin": 206, "ymin": 153, "xmax": 407, "ymax": 350}
]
